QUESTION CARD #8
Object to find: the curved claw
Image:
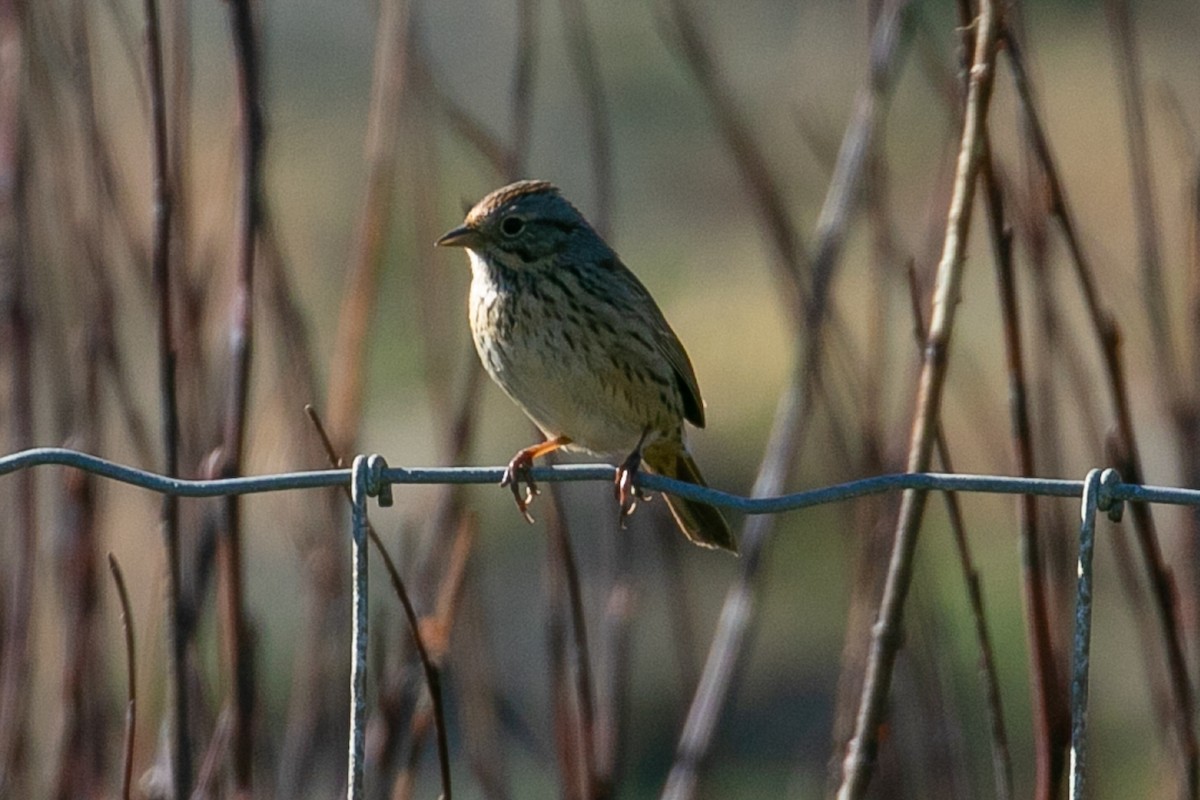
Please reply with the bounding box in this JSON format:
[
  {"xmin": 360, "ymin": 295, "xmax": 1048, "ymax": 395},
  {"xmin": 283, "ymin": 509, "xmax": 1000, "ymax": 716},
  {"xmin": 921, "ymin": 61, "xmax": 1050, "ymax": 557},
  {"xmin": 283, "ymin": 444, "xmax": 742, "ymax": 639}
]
[
  {"xmin": 614, "ymin": 450, "xmax": 651, "ymax": 529},
  {"xmin": 501, "ymin": 452, "xmax": 539, "ymax": 524}
]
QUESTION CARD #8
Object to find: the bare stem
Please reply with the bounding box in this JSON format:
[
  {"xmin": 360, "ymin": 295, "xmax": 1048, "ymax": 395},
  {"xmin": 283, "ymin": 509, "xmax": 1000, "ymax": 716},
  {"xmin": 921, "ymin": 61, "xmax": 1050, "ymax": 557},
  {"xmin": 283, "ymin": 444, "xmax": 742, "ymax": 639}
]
[
  {"xmin": 1004, "ymin": 27, "xmax": 1199, "ymax": 797},
  {"xmin": 558, "ymin": 0, "xmax": 613, "ymax": 237},
  {"xmin": 905, "ymin": 267, "xmax": 1013, "ymax": 800},
  {"xmin": 218, "ymin": 0, "xmax": 265, "ymax": 792},
  {"xmin": 836, "ymin": 4, "xmax": 1002, "ymax": 796},
  {"xmin": 142, "ymin": 0, "xmax": 191, "ymax": 792},
  {"xmin": 660, "ymin": 2, "xmax": 913, "ymax": 796},
  {"xmin": 304, "ymin": 406, "xmax": 454, "ymax": 799},
  {"xmin": 326, "ymin": 0, "xmax": 410, "ymax": 453},
  {"xmin": 107, "ymin": 554, "xmax": 137, "ymax": 800}
]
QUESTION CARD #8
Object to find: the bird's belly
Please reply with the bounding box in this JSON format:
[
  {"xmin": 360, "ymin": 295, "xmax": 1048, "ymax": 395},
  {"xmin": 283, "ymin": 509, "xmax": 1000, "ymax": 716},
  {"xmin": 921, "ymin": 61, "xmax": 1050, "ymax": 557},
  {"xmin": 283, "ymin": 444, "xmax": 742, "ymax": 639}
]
[
  {"xmin": 481, "ymin": 339, "xmax": 646, "ymax": 455},
  {"xmin": 470, "ymin": 281, "xmax": 658, "ymax": 456}
]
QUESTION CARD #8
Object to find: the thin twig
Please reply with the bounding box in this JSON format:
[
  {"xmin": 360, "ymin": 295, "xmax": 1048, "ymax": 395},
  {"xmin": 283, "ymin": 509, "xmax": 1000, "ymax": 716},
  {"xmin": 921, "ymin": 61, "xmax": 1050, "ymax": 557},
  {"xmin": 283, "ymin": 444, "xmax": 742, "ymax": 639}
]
[
  {"xmin": 1004, "ymin": 27, "xmax": 1199, "ymax": 798},
  {"xmin": 594, "ymin": 533, "xmax": 634, "ymax": 798},
  {"xmin": 558, "ymin": 0, "xmax": 613, "ymax": 237},
  {"xmin": 1106, "ymin": 7, "xmax": 1200, "ymax": 777},
  {"xmin": 1153, "ymin": 81, "xmax": 1200, "ymax": 685},
  {"xmin": 390, "ymin": 515, "xmax": 475, "ymax": 800},
  {"xmin": 0, "ymin": 4, "xmax": 32, "ymax": 794},
  {"xmin": 305, "ymin": 405, "xmax": 453, "ymax": 800},
  {"xmin": 658, "ymin": 0, "xmax": 809, "ymax": 323},
  {"xmin": 260, "ymin": 208, "xmax": 350, "ymax": 799},
  {"xmin": 659, "ymin": 3, "xmax": 913, "ymax": 796},
  {"xmin": 542, "ymin": 479, "xmax": 598, "ymax": 800},
  {"xmin": 142, "ymin": 0, "xmax": 191, "ymax": 792},
  {"xmin": 53, "ymin": 446, "xmax": 104, "ymax": 798},
  {"xmin": 107, "ymin": 553, "xmax": 137, "ymax": 800},
  {"xmin": 511, "ymin": 0, "xmax": 538, "ymax": 177},
  {"xmin": 837, "ymin": 4, "xmax": 1002, "ymax": 796},
  {"xmin": 905, "ymin": 266, "xmax": 1013, "ymax": 800},
  {"xmin": 952, "ymin": 6, "xmax": 1064, "ymax": 790},
  {"xmin": 69, "ymin": 1, "xmax": 156, "ymax": 469},
  {"xmin": 326, "ymin": 0, "xmax": 410, "ymax": 453},
  {"xmin": 544, "ymin": 514, "xmax": 586, "ymax": 800},
  {"xmin": 979, "ymin": 152, "xmax": 1057, "ymax": 800},
  {"xmin": 1104, "ymin": 0, "xmax": 1177, "ymax": 397},
  {"xmin": 219, "ymin": 0, "xmax": 265, "ymax": 791},
  {"xmin": 189, "ymin": 706, "xmax": 233, "ymax": 800},
  {"xmin": 1001, "ymin": 10, "xmax": 1101, "ymax": 661},
  {"xmin": 412, "ymin": 51, "xmax": 514, "ymax": 177}
]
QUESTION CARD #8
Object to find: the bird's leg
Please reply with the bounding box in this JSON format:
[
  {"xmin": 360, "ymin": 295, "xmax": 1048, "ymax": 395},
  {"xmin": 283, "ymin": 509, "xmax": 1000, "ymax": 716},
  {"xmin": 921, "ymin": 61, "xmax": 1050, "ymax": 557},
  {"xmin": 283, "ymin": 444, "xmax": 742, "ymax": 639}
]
[
  {"xmin": 615, "ymin": 430, "xmax": 653, "ymax": 527},
  {"xmin": 501, "ymin": 435, "xmax": 572, "ymax": 523}
]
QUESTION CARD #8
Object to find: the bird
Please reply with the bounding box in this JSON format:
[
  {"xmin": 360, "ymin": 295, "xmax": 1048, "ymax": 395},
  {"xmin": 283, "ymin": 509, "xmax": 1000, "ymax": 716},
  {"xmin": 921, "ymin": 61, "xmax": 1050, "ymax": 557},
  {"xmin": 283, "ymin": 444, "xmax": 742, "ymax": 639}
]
[{"xmin": 436, "ymin": 179, "xmax": 736, "ymax": 553}]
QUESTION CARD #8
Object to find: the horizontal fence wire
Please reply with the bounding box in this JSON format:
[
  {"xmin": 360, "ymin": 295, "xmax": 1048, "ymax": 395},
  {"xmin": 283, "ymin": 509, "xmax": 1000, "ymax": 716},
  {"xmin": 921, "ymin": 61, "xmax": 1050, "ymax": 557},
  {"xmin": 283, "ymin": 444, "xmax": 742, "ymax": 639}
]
[
  {"xmin": 0, "ymin": 446, "xmax": 1189, "ymax": 798},
  {"xmin": 5, "ymin": 445, "xmax": 1194, "ymax": 509}
]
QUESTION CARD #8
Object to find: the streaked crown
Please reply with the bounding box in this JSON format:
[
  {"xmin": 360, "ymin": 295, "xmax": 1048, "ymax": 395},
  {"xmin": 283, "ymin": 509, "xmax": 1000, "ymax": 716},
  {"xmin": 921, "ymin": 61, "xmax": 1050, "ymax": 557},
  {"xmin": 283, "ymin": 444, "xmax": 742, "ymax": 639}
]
[
  {"xmin": 438, "ymin": 180, "xmax": 604, "ymax": 267},
  {"xmin": 464, "ymin": 179, "xmax": 562, "ymax": 226}
]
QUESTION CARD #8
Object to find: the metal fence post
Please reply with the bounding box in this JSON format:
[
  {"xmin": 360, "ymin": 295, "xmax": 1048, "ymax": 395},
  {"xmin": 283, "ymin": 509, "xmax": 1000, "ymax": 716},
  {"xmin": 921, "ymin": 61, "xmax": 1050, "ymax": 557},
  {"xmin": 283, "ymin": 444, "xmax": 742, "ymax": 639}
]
[
  {"xmin": 347, "ymin": 454, "xmax": 370, "ymax": 800},
  {"xmin": 346, "ymin": 454, "xmax": 392, "ymax": 800},
  {"xmin": 1070, "ymin": 467, "xmax": 1123, "ymax": 800}
]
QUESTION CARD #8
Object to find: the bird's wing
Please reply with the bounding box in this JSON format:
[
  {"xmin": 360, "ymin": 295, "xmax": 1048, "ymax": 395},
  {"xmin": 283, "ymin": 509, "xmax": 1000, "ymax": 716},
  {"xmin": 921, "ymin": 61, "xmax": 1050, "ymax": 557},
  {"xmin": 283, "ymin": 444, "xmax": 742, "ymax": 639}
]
[{"xmin": 608, "ymin": 257, "xmax": 707, "ymax": 429}]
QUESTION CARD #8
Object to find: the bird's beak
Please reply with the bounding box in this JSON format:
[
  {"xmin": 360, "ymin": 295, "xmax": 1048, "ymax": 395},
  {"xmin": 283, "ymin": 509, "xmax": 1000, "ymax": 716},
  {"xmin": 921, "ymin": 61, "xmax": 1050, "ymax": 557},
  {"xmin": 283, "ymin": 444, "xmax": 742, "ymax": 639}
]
[{"xmin": 435, "ymin": 225, "xmax": 481, "ymax": 249}]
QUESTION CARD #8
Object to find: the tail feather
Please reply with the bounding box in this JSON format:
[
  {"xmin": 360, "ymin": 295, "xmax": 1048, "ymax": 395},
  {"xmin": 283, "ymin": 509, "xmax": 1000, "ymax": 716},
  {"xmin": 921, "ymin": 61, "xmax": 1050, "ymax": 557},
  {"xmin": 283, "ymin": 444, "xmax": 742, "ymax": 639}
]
[{"xmin": 645, "ymin": 446, "xmax": 737, "ymax": 554}]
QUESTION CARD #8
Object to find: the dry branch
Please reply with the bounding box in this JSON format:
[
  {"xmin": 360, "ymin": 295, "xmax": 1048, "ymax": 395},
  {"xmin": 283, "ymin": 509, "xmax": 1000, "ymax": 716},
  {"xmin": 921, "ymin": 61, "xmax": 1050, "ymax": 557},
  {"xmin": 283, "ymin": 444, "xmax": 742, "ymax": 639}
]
[{"xmin": 836, "ymin": 3, "xmax": 1002, "ymax": 796}]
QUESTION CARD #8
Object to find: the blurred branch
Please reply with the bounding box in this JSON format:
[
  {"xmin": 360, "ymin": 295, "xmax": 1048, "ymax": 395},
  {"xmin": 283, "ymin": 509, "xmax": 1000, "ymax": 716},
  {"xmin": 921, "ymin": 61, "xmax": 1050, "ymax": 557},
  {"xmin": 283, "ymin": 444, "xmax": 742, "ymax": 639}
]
[
  {"xmin": 1104, "ymin": 0, "xmax": 1177, "ymax": 395},
  {"xmin": 408, "ymin": 90, "xmax": 458, "ymax": 414},
  {"xmin": 390, "ymin": 516, "xmax": 475, "ymax": 800},
  {"xmin": 1107, "ymin": 2, "xmax": 1200, "ymax": 755},
  {"xmin": 956, "ymin": 3, "xmax": 1064, "ymax": 793},
  {"xmin": 1003, "ymin": 27, "xmax": 1199, "ymax": 797},
  {"xmin": 190, "ymin": 707, "xmax": 233, "ymax": 800},
  {"xmin": 657, "ymin": 0, "xmax": 809, "ymax": 323},
  {"xmin": 306, "ymin": 406, "xmax": 454, "ymax": 800},
  {"xmin": 543, "ymin": 486, "xmax": 597, "ymax": 800},
  {"xmin": 660, "ymin": 3, "xmax": 913, "ymax": 797},
  {"xmin": 140, "ymin": 0, "xmax": 192, "ymax": 793},
  {"xmin": 979, "ymin": 149, "xmax": 1061, "ymax": 800},
  {"xmin": 905, "ymin": 265, "xmax": 1013, "ymax": 800},
  {"xmin": 53, "ymin": 425, "xmax": 106, "ymax": 798},
  {"xmin": 107, "ymin": 554, "xmax": 137, "ymax": 800},
  {"xmin": 413, "ymin": 52, "xmax": 514, "ymax": 177},
  {"xmin": 0, "ymin": 4, "xmax": 34, "ymax": 794},
  {"xmin": 1188, "ymin": 149, "xmax": 1200, "ymax": 686},
  {"xmin": 218, "ymin": 0, "xmax": 265, "ymax": 792},
  {"xmin": 277, "ymin": 2, "xmax": 412, "ymax": 781},
  {"xmin": 558, "ymin": 0, "xmax": 613, "ymax": 236},
  {"xmin": 837, "ymin": 3, "xmax": 1001, "ymax": 797},
  {"xmin": 512, "ymin": 0, "xmax": 537, "ymax": 177},
  {"xmin": 327, "ymin": 0, "xmax": 411, "ymax": 453},
  {"xmin": 165, "ymin": 0, "xmax": 192, "ymax": 282},
  {"xmin": 594, "ymin": 530, "xmax": 634, "ymax": 797},
  {"xmin": 259, "ymin": 188, "xmax": 353, "ymax": 799}
]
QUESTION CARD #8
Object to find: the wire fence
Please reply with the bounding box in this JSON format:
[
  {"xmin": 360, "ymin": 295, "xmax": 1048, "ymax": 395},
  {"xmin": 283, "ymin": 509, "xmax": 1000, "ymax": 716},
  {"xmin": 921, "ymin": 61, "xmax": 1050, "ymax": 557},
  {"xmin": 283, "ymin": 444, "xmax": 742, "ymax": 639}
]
[{"xmin": 2, "ymin": 446, "xmax": 1189, "ymax": 799}]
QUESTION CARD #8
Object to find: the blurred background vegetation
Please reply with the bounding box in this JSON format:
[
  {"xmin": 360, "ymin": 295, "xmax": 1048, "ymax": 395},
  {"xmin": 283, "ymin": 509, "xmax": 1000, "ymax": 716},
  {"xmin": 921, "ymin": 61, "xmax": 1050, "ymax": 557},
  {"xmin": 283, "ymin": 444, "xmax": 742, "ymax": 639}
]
[{"xmin": 2, "ymin": 0, "xmax": 1200, "ymax": 797}]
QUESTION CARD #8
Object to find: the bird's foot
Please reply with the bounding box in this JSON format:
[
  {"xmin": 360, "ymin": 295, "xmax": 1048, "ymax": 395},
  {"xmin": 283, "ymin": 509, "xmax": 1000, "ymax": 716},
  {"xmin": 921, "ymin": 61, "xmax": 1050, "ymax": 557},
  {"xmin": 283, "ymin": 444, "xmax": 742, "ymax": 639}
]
[
  {"xmin": 501, "ymin": 451, "xmax": 539, "ymax": 523},
  {"xmin": 501, "ymin": 437, "xmax": 572, "ymax": 523},
  {"xmin": 614, "ymin": 449, "xmax": 651, "ymax": 528}
]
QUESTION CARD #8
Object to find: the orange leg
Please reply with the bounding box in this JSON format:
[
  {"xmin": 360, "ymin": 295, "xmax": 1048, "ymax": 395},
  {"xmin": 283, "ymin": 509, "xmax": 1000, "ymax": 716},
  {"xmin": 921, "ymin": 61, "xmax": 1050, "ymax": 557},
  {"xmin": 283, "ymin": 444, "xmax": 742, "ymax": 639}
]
[{"xmin": 501, "ymin": 435, "xmax": 572, "ymax": 523}]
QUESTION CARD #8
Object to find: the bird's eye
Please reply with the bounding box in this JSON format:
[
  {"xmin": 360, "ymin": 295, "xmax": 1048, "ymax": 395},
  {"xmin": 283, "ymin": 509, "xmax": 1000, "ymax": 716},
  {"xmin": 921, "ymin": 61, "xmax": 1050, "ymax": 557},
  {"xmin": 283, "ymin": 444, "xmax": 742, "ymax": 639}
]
[{"xmin": 500, "ymin": 216, "xmax": 525, "ymax": 237}]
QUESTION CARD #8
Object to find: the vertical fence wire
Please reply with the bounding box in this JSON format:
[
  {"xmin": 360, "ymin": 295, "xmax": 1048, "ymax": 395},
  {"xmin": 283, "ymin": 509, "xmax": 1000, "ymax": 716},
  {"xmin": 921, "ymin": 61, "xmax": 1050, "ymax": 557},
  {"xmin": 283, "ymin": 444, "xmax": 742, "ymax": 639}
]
[
  {"xmin": 1070, "ymin": 468, "xmax": 1101, "ymax": 800},
  {"xmin": 348, "ymin": 455, "xmax": 371, "ymax": 800},
  {"xmin": 1070, "ymin": 468, "xmax": 1124, "ymax": 800}
]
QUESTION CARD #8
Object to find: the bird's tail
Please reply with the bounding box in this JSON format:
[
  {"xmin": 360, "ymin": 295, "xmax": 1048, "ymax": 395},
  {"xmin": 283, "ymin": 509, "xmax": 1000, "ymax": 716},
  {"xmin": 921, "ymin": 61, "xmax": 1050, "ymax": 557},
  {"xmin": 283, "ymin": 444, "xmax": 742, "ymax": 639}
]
[{"xmin": 644, "ymin": 445, "xmax": 737, "ymax": 554}]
